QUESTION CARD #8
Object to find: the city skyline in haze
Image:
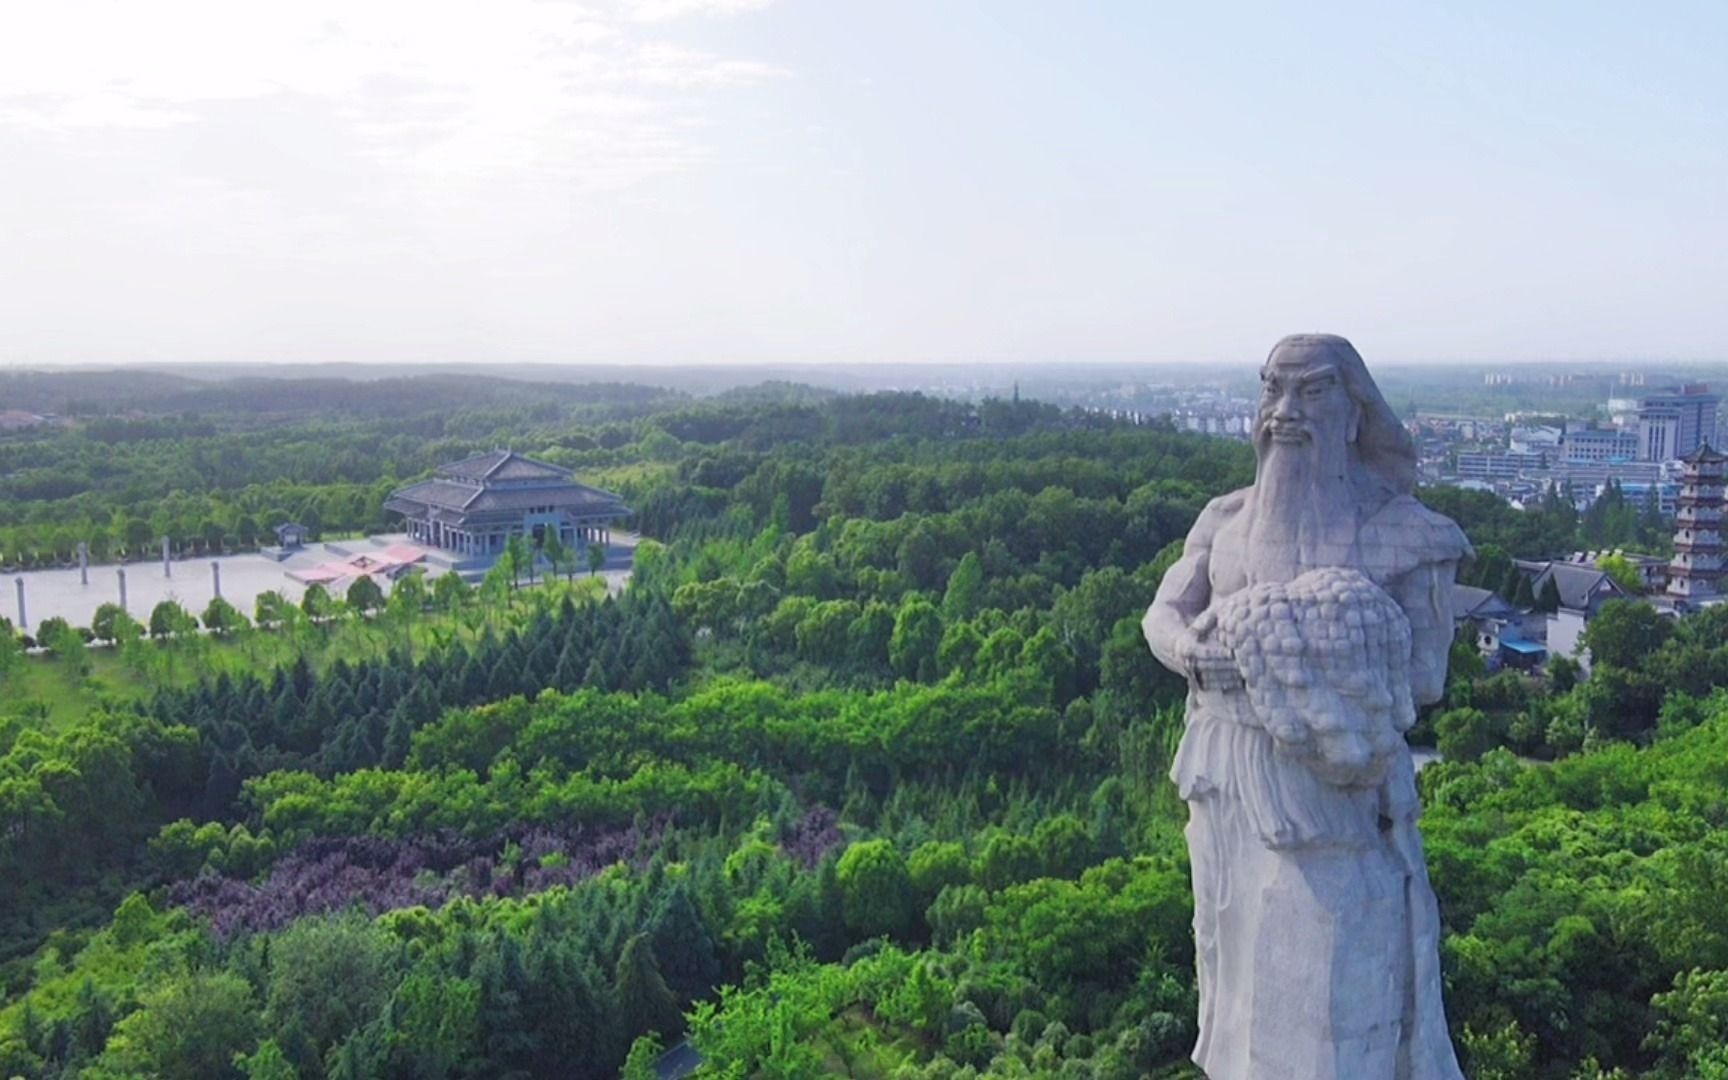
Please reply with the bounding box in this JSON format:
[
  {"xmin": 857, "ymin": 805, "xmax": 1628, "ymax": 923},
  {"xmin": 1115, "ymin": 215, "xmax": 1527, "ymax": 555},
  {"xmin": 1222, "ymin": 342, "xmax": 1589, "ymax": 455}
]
[{"xmin": 1, "ymin": 1, "xmax": 1722, "ymax": 368}]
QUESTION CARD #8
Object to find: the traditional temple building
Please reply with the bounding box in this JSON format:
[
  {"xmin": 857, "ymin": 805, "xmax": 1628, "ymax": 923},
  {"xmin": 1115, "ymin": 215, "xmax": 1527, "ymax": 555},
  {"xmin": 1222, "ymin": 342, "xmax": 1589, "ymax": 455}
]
[
  {"xmin": 384, "ymin": 450, "xmax": 628, "ymax": 558},
  {"xmin": 1667, "ymin": 443, "xmax": 1726, "ymax": 606}
]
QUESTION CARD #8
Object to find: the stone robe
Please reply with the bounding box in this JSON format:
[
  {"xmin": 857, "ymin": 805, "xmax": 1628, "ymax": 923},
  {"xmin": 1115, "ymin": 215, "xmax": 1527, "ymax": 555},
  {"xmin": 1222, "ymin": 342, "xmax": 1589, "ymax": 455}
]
[{"xmin": 1168, "ymin": 491, "xmax": 1468, "ymax": 1080}]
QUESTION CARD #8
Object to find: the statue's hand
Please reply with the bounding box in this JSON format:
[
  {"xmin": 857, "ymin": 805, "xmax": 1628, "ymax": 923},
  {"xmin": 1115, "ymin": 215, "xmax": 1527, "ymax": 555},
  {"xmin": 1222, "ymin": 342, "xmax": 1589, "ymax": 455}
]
[{"xmin": 1178, "ymin": 619, "xmax": 1241, "ymax": 691}]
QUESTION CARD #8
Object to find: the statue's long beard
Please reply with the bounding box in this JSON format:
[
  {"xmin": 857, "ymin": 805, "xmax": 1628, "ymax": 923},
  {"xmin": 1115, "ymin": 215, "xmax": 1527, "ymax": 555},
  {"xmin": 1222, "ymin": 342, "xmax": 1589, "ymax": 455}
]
[{"xmin": 1248, "ymin": 439, "xmax": 1349, "ymax": 582}]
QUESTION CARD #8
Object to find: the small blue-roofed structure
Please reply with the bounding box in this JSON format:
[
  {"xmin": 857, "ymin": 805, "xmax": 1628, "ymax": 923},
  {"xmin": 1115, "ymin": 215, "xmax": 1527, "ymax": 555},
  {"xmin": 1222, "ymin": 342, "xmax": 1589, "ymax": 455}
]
[{"xmin": 1498, "ymin": 637, "xmax": 1547, "ymax": 670}]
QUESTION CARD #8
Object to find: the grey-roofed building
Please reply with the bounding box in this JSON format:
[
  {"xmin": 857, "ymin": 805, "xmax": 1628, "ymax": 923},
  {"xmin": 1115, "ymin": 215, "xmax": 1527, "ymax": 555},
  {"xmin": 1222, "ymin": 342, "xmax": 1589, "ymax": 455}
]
[
  {"xmin": 1514, "ymin": 557, "xmax": 1636, "ymax": 673},
  {"xmin": 1526, "ymin": 560, "xmax": 1631, "ymax": 615},
  {"xmin": 1453, "ymin": 583, "xmax": 1545, "ymax": 668},
  {"xmin": 384, "ymin": 450, "xmax": 629, "ymax": 558},
  {"xmin": 1452, "ymin": 584, "xmax": 1516, "ymax": 625}
]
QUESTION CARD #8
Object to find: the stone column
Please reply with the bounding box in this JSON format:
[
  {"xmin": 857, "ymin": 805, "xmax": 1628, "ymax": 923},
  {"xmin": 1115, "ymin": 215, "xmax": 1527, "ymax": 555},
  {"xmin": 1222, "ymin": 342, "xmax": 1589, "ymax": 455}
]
[
  {"xmin": 118, "ymin": 568, "xmax": 128, "ymax": 612},
  {"xmin": 162, "ymin": 536, "xmax": 172, "ymax": 578},
  {"xmin": 78, "ymin": 541, "xmax": 89, "ymax": 585},
  {"xmin": 212, "ymin": 561, "xmax": 222, "ymax": 599},
  {"xmin": 14, "ymin": 577, "xmax": 24, "ymax": 631}
]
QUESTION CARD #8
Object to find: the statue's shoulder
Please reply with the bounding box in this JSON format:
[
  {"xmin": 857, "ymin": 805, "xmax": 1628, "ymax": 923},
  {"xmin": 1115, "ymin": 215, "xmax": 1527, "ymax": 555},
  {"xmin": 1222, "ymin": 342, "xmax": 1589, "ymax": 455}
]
[
  {"xmin": 1200, "ymin": 487, "xmax": 1250, "ymax": 520},
  {"xmin": 1359, "ymin": 493, "xmax": 1472, "ymax": 576},
  {"xmin": 1188, "ymin": 487, "xmax": 1250, "ymax": 545}
]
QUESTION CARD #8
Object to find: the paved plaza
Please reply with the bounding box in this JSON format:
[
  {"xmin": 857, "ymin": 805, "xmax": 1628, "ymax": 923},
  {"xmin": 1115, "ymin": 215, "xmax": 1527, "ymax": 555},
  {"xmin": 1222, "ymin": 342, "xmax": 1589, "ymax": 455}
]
[{"xmin": 6, "ymin": 532, "xmax": 637, "ymax": 632}]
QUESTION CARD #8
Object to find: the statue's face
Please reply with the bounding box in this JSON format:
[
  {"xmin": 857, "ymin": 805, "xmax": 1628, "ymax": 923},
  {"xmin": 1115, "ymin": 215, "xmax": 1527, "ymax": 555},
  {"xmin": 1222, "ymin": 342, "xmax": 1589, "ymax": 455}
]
[{"xmin": 1255, "ymin": 347, "xmax": 1360, "ymax": 457}]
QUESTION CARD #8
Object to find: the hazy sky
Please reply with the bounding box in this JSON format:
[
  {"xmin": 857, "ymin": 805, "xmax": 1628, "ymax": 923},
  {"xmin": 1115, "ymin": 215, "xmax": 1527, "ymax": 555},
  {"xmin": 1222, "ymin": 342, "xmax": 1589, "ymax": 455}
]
[{"xmin": 1, "ymin": 1, "xmax": 1722, "ymax": 367}]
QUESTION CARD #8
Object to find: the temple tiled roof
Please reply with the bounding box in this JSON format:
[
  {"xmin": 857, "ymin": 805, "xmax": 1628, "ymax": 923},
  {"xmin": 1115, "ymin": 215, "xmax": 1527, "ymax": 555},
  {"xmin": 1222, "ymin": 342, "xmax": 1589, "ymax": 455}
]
[
  {"xmin": 386, "ymin": 451, "xmax": 628, "ymax": 522},
  {"xmin": 437, "ymin": 450, "xmax": 570, "ymax": 482},
  {"xmin": 386, "ymin": 480, "xmax": 623, "ymax": 515},
  {"xmin": 464, "ymin": 484, "xmax": 623, "ymax": 514},
  {"xmin": 388, "ymin": 479, "xmax": 482, "ymax": 511}
]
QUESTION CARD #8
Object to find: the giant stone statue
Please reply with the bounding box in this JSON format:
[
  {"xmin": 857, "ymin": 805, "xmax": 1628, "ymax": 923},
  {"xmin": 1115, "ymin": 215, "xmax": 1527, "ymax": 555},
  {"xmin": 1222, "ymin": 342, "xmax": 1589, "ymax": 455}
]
[{"xmin": 1143, "ymin": 334, "xmax": 1468, "ymax": 1079}]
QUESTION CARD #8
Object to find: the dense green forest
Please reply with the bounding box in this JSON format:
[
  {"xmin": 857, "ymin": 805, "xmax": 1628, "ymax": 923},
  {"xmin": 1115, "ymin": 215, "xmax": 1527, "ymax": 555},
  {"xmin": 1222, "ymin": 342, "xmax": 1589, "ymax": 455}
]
[{"xmin": 3, "ymin": 374, "xmax": 1728, "ymax": 1078}]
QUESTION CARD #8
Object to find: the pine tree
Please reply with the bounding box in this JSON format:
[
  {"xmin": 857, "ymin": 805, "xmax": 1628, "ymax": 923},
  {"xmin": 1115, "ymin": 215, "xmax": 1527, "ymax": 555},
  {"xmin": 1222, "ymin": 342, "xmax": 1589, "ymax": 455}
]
[
  {"xmin": 382, "ymin": 703, "xmax": 414, "ymax": 769},
  {"xmin": 1513, "ymin": 573, "xmax": 1537, "ymax": 609},
  {"xmin": 584, "ymin": 656, "xmax": 609, "ymax": 692},
  {"xmin": 649, "ymin": 885, "xmax": 720, "ymax": 1001},
  {"xmin": 486, "ymin": 654, "xmax": 521, "ymax": 701},
  {"xmin": 296, "ymin": 689, "xmax": 337, "ymax": 754},
  {"xmin": 524, "ymin": 933, "xmax": 617, "ymax": 1078},
  {"xmin": 524, "ymin": 637, "xmax": 559, "ymax": 694},
  {"xmin": 1497, "ymin": 563, "xmax": 1523, "ymax": 602},
  {"xmin": 269, "ymin": 686, "xmax": 301, "ymax": 747},
  {"xmin": 459, "ymin": 654, "xmax": 488, "ymax": 704},
  {"xmin": 474, "ymin": 933, "xmax": 535, "ymax": 1074},
  {"xmin": 1535, "ymin": 575, "xmax": 1563, "ymax": 613},
  {"xmin": 289, "ymin": 655, "xmax": 315, "ymax": 700},
  {"xmin": 614, "ymin": 934, "xmax": 683, "ymax": 1043},
  {"xmin": 553, "ymin": 643, "xmax": 585, "ymax": 693},
  {"xmin": 351, "ymin": 671, "xmax": 378, "ymax": 716}
]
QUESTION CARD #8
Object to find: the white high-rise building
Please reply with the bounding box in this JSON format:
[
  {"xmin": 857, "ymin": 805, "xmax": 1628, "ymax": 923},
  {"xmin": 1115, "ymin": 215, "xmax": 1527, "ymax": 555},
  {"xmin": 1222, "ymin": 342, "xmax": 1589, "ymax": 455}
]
[{"xmin": 1640, "ymin": 385, "xmax": 1720, "ymax": 461}]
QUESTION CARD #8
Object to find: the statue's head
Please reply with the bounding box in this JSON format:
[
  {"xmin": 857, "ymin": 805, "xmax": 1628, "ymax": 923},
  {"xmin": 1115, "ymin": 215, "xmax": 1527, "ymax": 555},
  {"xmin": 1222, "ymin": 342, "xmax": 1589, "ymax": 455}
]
[
  {"xmin": 1253, "ymin": 334, "xmax": 1416, "ymax": 498},
  {"xmin": 1213, "ymin": 566, "xmax": 1415, "ymax": 788}
]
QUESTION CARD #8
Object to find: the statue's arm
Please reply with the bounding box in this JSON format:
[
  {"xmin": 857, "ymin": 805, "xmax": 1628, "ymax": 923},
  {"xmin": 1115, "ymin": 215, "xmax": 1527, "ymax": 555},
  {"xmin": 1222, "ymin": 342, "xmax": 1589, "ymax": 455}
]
[
  {"xmin": 1392, "ymin": 558, "xmax": 1459, "ymax": 707},
  {"xmin": 1143, "ymin": 494, "xmax": 1234, "ymax": 677}
]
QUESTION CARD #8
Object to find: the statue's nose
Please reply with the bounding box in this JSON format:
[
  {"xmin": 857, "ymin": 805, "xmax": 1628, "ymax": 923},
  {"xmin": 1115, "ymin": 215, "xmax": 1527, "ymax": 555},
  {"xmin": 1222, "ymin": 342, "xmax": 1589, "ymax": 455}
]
[{"xmin": 1272, "ymin": 393, "xmax": 1301, "ymax": 421}]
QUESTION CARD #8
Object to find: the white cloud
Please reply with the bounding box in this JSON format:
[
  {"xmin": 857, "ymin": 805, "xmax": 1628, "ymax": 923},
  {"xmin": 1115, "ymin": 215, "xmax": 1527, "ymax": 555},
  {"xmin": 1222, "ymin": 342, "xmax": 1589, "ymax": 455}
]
[
  {"xmin": 0, "ymin": 0, "xmax": 785, "ymax": 190},
  {"xmin": 619, "ymin": 0, "xmax": 778, "ymax": 24}
]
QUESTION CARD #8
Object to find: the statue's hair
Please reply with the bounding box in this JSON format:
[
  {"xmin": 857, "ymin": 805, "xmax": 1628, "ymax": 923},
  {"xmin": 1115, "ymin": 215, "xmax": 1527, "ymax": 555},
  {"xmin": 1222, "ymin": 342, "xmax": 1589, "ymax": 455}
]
[
  {"xmin": 1264, "ymin": 334, "xmax": 1417, "ymax": 497},
  {"xmin": 1212, "ymin": 567, "xmax": 1415, "ymax": 779}
]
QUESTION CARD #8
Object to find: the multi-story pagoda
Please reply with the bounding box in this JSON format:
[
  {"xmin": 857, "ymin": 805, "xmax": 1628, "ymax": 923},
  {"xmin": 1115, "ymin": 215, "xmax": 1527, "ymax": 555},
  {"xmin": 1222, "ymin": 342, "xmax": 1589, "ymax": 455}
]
[
  {"xmin": 1667, "ymin": 444, "xmax": 1726, "ymax": 605},
  {"xmin": 385, "ymin": 450, "xmax": 628, "ymax": 559}
]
